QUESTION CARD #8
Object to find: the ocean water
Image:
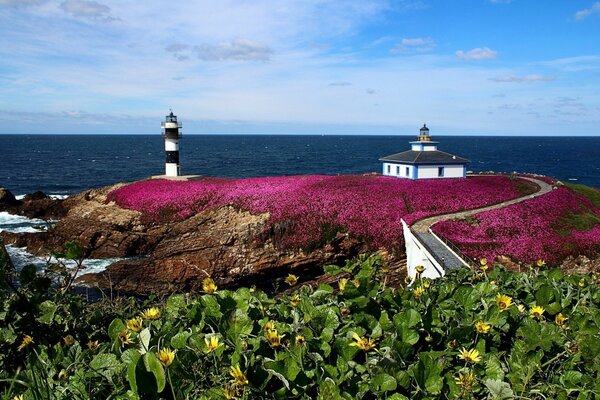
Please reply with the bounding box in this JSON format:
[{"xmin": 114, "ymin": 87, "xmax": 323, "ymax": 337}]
[{"xmin": 0, "ymin": 134, "xmax": 598, "ymax": 195}]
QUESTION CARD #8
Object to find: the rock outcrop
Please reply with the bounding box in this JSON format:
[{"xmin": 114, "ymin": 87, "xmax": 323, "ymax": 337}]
[{"xmin": 1, "ymin": 184, "xmax": 404, "ymax": 295}]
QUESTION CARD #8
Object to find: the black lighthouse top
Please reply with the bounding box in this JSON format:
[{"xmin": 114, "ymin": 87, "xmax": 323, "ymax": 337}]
[
  {"xmin": 418, "ymin": 124, "xmax": 431, "ymax": 141},
  {"xmin": 161, "ymin": 110, "xmax": 182, "ymax": 138},
  {"xmin": 165, "ymin": 111, "xmax": 178, "ymax": 123}
]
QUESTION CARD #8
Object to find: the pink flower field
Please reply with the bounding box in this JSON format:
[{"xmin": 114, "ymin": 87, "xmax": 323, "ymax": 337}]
[
  {"xmin": 432, "ymin": 187, "xmax": 600, "ymax": 265},
  {"xmin": 108, "ymin": 175, "xmax": 537, "ymax": 250}
]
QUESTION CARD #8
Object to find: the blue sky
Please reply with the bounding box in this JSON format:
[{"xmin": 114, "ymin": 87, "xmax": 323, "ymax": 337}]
[{"xmin": 1, "ymin": 0, "xmax": 599, "ymax": 135}]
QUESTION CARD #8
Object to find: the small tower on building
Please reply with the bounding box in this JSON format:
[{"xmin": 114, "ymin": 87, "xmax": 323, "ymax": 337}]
[{"xmin": 161, "ymin": 110, "xmax": 182, "ymax": 176}]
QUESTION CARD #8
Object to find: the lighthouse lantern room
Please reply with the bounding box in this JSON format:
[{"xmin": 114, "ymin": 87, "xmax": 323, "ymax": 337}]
[{"xmin": 161, "ymin": 110, "xmax": 182, "ymax": 177}]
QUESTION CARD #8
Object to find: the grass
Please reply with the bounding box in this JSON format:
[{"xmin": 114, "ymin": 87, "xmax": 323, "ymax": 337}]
[{"xmin": 565, "ymin": 183, "xmax": 600, "ymax": 207}]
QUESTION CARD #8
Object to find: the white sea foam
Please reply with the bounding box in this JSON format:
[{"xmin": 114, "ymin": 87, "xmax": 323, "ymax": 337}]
[
  {"xmin": 0, "ymin": 212, "xmax": 51, "ymax": 233},
  {"xmin": 14, "ymin": 194, "xmax": 69, "ymax": 200},
  {"xmin": 6, "ymin": 245, "xmax": 123, "ymax": 275}
]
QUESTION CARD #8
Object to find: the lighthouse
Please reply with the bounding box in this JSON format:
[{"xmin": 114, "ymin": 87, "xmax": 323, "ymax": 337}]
[{"xmin": 161, "ymin": 110, "xmax": 182, "ymax": 176}]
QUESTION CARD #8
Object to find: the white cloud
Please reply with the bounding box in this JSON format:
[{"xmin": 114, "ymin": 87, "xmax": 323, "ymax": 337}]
[
  {"xmin": 193, "ymin": 39, "xmax": 273, "ymax": 62},
  {"xmin": 489, "ymin": 75, "xmax": 556, "ymax": 82},
  {"xmin": 59, "ymin": 0, "xmax": 115, "ymax": 21},
  {"xmin": 329, "ymin": 82, "xmax": 352, "ymax": 86},
  {"xmin": 574, "ymin": 2, "xmax": 600, "ymax": 20},
  {"xmin": 0, "ymin": 0, "xmax": 48, "ymax": 6},
  {"xmin": 456, "ymin": 47, "xmax": 497, "ymax": 60},
  {"xmin": 390, "ymin": 37, "xmax": 435, "ymax": 54}
]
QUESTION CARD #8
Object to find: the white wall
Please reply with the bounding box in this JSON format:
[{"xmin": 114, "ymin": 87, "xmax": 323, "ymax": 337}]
[
  {"xmin": 402, "ymin": 219, "xmax": 444, "ymax": 280},
  {"xmin": 383, "ymin": 163, "xmax": 413, "ymax": 178},
  {"xmin": 417, "ymin": 165, "xmax": 465, "ymax": 179}
]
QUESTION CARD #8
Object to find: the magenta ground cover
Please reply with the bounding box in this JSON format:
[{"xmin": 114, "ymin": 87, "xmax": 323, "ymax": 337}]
[
  {"xmin": 108, "ymin": 175, "xmax": 535, "ymax": 250},
  {"xmin": 432, "ymin": 187, "xmax": 600, "ymax": 264}
]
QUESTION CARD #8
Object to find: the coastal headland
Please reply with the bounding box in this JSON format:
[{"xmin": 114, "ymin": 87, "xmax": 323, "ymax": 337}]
[{"xmin": 1, "ymin": 173, "xmax": 599, "ymax": 295}]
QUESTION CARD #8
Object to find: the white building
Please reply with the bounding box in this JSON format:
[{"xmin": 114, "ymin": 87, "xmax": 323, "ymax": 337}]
[{"xmin": 379, "ymin": 124, "xmax": 469, "ymax": 180}]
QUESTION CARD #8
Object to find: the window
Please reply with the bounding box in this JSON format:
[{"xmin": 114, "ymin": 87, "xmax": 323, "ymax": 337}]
[
  {"xmin": 396, "ymin": 166, "xmax": 400, "ymax": 175},
  {"xmin": 438, "ymin": 167, "xmax": 444, "ymax": 177},
  {"xmin": 387, "ymin": 165, "xmax": 391, "ymax": 174},
  {"xmin": 406, "ymin": 167, "xmax": 410, "ymax": 176}
]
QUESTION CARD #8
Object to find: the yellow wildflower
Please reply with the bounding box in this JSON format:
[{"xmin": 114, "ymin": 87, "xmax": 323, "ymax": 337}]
[
  {"xmin": 156, "ymin": 348, "xmax": 176, "ymax": 368},
  {"xmin": 339, "ymin": 278, "xmax": 348, "ymax": 292},
  {"xmin": 118, "ymin": 330, "xmax": 133, "ymax": 346},
  {"xmin": 516, "ymin": 304, "xmax": 525, "ymax": 313},
  {"xmin": 352, "ymin": 278, "xmax": 360, "ymax": 288},
  {"xmin": 566, "ymin": 341, "xmax": 579, "ymax": 354},
  {"xmin": 555, "ymin": 313, "xmax": 568, "ymax": 329},
  {"xmin": 290, "ymin": 294, "xmax": 301, "ymax": 307},
  {"xmin": 413, "ymin": 286, "xmax": 425, "ymax": 299},
  {"xmin": 126, "ymin": 317, "xmax": 143, "ymax": 332},
  {"xmin": 229, "ymin": 365, "xmax": 249, "ymax": 386},
  {"xmin": 87, "ymin": 340, "xmax": 99, "ymax": 350},
  {"xmin": 222, "ymin": 384, "xmax": 240, "ymax": 399},
  {"xmin": 17, "ymin": 335, "xmax": 33, "ymax": 351},
  {"xmin": 579, "ymin": 279, "xmax": 586, "ymax": 288},
  {"xmin": 349, "ymin": 333, "xmax": 377, "ymax": 352},
  {"xmin": 141, "ymin": 307, "xmax": 161, "ymax": 320},
  {"xmin": 455, "ymin": 371, "xmax": 475, "ymax": 390},
  {"xmin": 496, "ymin": 294, "xmax": 512, "ymax": 311},
  {"xmin": 264, "ymin": 320, "xmax": 276, "ymax": 333},
  {"xmin": 13, "ymin": 395, "xmax": 25, "ymax": 400},
  {"xmin": 474, "ymin": 321, "xmax": 491, "ymax": 334},
  {"xmin": 458, "ymin": 348, "xmax": 481, "ymax": 364},
  {"xmin": 530, "ymin": 305, "xmax": 545, "ymax": 320},
  {"xmin": 480, "ymin": 258, "xmax": 488, "ymax": 266},
  {"xmin": 536, "ymin": 259, "xmax": 546, "ymax": 267},
  {"xmin": 416, "ymin": 265, "xmax": 425, "ymax": 273},
  {"xmin": 423, "ymin": 279, "xmax": 431, "ymax": 289},
  {"xmin": 295, "ymin": 335, "xmax": 306, "ymax": 346},
  {"xmin": 62, "ymin": 335, "xmax": 75, "ymax": 346},
  {"xmin": 58, "ymin": 369, "xmax": 69, "ymax": 380},
  {"xmin": 266, "ymin": 329, "xmax": 285, "ymax": 348},
  {"xmin": 447, "ymin": 339, "xmax": 458, "ymax": 349},
  {"xmin": 203, "ymin": 277, "xmax": 218, "ymax": 293},
  {"xmin": 205, "ymin": 335, "xmax": 222, "ymax": 353},
  {"xmin": 285, "ymin": 274, "xmax": 298, "ymax": 286}
]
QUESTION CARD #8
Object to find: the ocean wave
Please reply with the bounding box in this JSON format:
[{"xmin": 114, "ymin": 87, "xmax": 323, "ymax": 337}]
[{"xmin": 0, "ymin": 212, "xmax": 51, "ymax": 233}]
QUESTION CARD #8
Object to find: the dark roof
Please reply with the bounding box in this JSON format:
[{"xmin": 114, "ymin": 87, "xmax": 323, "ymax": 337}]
[{"xmin": 379, "ymin": 150, "xmax": 469, "ymax": 164}]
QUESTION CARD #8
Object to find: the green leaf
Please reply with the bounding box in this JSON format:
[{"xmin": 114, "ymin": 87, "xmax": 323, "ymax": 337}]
[
  {"xmin": 387, "ymin": 395, "xmax": 409, "ymax": 400},
  {"xmin": 90, "ymin": 353, "xmax": 121, "ymax": 380},
  {"xmin": 36, "ymin": 300, "xmax": 57, "ymax": 324},
  {"xmin": 19, "ymin": 264, "xmax": 37, "ymax": 285},
  {"xmin": 143, "ymin": 352, "xmax": 166, "ymax": 393},
  {"xmin": 225, "ymin": 309, "xmax": 253, "ymax": 343},
  {"xmin": 535, "ymin": 284, "xmax": 555, "ymax": 306},
  {"xmin": 166, "ymin": 294, "xmax": 187, "ymax": 314},
  {"xmin": 373, "ymin": 373, "xmax": 397, "ymax": 392},
  {"xmin": 64, "ymin": 241, "xmax": 83, "ymax": 260},
  {"xmin": 108, "ymin": 318, "xmax": 126, "ymax": 341},
  {"xmin": 264, "ymin": 360, "xmax": 290, "ymax": 389},
  {"xmin": 122, "ymin": 349, "xmax": 141, "ymax": 394},
  {"xmin": 171, "ymin": 330, "xmax": 192, "ymax": 349},
  {"xmin": 485, "ymin": 379, "xmax": 514, "ymax": 399}
]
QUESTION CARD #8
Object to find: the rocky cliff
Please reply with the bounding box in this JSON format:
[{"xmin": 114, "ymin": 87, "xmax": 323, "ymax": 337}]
[{"xmin": 1, "ymin": 186, "xmax": 402, "ymax": 294}]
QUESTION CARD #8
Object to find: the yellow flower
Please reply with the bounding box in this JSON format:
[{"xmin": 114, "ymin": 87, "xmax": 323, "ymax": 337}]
[
  {"xmin": 339, "ymin": 278, "xmax": 348, "ymax": 292},
  {"xmin": 156, "ymin": 348, "xmax": 176, "ymax": 368},
  {"xmin": 285, "ymin": 274, "xmax": 298, "ymax": 286},
  {"xmin": 566, "ymin": 341, "xmax": 579, "ymax": 354},
  {"xmin": 295, "ymin": 335, "xmax": 306, "ymax": 346},
  {"xmin": 126, "ymin": 317, "xmax": 143, "ymax": 332},
  {"xmin": 229, "ymin": 365, "xmax": 249, "ymax": 386},
  {"xmin": 536, "ymin": 259, "xmax": 546, "ymax": 267},
  {"xmin": 349, "ymin": 333, "xmax": 377, "ymax": 352},
  {"xmin": 455, "ymin": 371, "xmax": 475, "ymax": 390},
  {"xmin": 480, "ymin": 258, "xmax": 488, "ymax": 266},
  {"xmin": 264, "ymin": 320, "xmax": 276, "ymax": 333},
  {"xmin": 422, "ymin": 279, "xmax": 431, "ymax": 289},
  {"xmin": 496, "ymin": 294, "xmax": 512, "ymax": 311},
  {"xmin": 413, "ymin": 286, "xmax": 425, "ymax": 299},
  {"xmin": 17, "ymin": 335, "xmax": 33, "ymax": 351},
  {"xmin": 290, "ymin": 294, "xmax": 301, "ymax": 307},
  {"xmin": 58, "ymin": 369, "xmax": 69, "ymax": 380},
  {"xmin": 474, "ymin": 321, "xmax": 491, "ymax": 334},
  {"xmin": 141, "ymin": 307, "xmax": 161, "ymax": 320},
  {"xmin": 203, "ymin": 277, "xmax": 218, "ymax": 293},
  {"xmin": 222, "ymin": 384, "xmax": 240, "ymax": 399},
  {"xmin": 266, "ymin": 329, "xmax": 285, "ymax": 348},
  {"xmin": 516, "ymin": 304, "xmax": 525, "ymax": 313},
  {"xmin": 579, "ymin": 279, "xmax": 586, "ymax": 288},
  {"xmin": 12, "ymin": 395, "xmax": 25, "ymax": 400},
  {"xmin": 447, "ymin": 339, "xmax": 458, "ymax": 349},
  {"xmin": 415, "ymin": 265, "xmax": 425, "ymax": 273},
  {"xmin": 118, "ymin": 330, "xmax": 133, "ymax": 346},
  {"xmin": 62, "ymin": 335, "xmax": 75, "ymax": 346},
  {"xmin": 555, "ymin": 313, "xmax": 568, "ymax": 329},
  {"xmin": 87, "ymin": 340, "xmax": 99, "ymax": 350},
  {"xmin": 480, "ymin": 264, "xmax": 489, "ymax": 272},
  {"xmin": 352, "ymin": 278, "xmax": 360, "ymax": 288},
  {"xmin": 205, "ymin": 335, "xmax": 222, "ymax": 353},
  {"xmin": 530, "ymin": 305, "xmax": 545, "ymax": 320},
  {"xmin": 458, "ymin": 348, "xmax": 481, "ymax": 364}
]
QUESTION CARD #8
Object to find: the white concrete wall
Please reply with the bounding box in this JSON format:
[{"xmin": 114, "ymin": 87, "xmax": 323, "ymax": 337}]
[
  {"xmin": 402, "ymin": 219, "xmax": 444, "ymax": 280},
  {"xmin": 164, "ymin": 139, "xmax": 179, "ymax": 151},
  {"xmin": 165, "ymin": 163, "xmax": 179, "ymax": 177},
  {"xmin": 417, "ymin": 165, "xmax": 465, "ymax": 179},
  {"xmin": 383, "ymin": 163, "xmax": 413, "ymax": 178}
]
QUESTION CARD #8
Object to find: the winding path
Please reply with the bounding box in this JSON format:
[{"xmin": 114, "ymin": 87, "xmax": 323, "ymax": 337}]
[{"xmin": 408, "ymin": 176, "xmax": 554, "ymax": 271}]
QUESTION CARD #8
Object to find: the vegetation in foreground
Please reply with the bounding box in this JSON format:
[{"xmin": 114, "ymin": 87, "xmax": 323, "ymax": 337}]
[{"xmin": 1, "ymin": 244, "xmax": 599, "ymax": 399}]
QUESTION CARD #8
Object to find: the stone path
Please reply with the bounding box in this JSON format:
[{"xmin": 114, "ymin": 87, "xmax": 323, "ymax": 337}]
[{"xmin": 409, "ymin": 176, "xmax": 554, "ymax": 270}]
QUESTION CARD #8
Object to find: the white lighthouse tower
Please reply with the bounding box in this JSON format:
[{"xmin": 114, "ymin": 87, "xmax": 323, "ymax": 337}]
[{"xmin": 161, "ymin": 110, "xmax": 182, "ymax": 176}]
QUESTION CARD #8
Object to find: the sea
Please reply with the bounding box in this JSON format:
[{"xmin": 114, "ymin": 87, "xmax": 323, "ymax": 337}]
[{"xmin": 1, "ymin": 134, "xmax": 599, "ymax": 195}]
